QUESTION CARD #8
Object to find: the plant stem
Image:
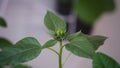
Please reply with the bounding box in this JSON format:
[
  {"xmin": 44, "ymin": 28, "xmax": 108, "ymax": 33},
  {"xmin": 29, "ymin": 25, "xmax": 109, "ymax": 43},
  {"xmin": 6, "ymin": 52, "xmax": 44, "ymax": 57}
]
[
  {"xmin": 59, "ymin": 41, "xmax": 64, "ymax": 68},
  {"xmin": 47, "ymin": 48, "xmax": 59, "ymax": 56}
]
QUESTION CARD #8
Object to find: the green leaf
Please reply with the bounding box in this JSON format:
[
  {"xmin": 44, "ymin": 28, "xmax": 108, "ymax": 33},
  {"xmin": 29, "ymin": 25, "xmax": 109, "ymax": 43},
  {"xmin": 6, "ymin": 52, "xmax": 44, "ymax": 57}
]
[
  {"xmin": 68, "ymin": 32, "xmax": 107, "ymax": 50},
  {"xmin": 67, "ymin": 31, "xmax": 81, "ymax": 41},
  {"xmin": 87, "ymin": 35, "xmax": 107, "ymax": 50},
  {"xmin": 0, "ymin": 17, "xmax": 7, "ymax": 27},
  {"xmin": 93, "ymin": 52, "xmax": 120, "ymax": 68},
  {"xmin": 44, "ymin": 11, "xmax": 66, "ymax": 31},
  {"xmin": 65, "ymin": 36, "xmax": 95, "ymax": 59},
  {"xmin": 13, "ymin": 64, "xmax": 32, "ymax": 68},
  {"xmin": 0, "ymin": 37, "xmax": 41, "ymax": 65},
  {"xmin": 42, "ymin": 39, "xmax": 57, "ymax": 49},
  {"xmin": 66, "ymin": 32, "xmax": 107, "ymax": 59},
  {"xmin": 0, "ymin": 38, "xmax": 13, "ymax": 49},
  {"xmin": 73, "ymin": 0, "xmax": 115, "ymax": 24}
]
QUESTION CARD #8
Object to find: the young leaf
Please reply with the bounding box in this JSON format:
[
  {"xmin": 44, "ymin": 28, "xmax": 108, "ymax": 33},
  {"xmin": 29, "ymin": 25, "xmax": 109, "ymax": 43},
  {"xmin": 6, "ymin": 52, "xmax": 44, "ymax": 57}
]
[
  {"xmin": 0, "ymin": 37, "xmax": 41, "ymax": 65},
  {"xmin": 44, "ymin": 11, "xmax": 66, "ymax": 31},
  {"xmin": 42, "ymin": 39, "xmax": 57, "ymax": 49},
  {"xmin": 65, "ymin": 36, "xmax": 95, "ymax": 59},
  {"xmin": 93, "ymin": 52, "xmax": 120, "ymax": 68},
  {"xmin": 0, "ymin": 17, "xmax": 7, "ymax": 27}
]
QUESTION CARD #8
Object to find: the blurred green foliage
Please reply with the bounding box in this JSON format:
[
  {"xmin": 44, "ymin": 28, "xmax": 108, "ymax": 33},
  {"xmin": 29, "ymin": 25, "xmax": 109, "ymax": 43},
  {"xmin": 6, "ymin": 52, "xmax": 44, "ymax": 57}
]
[{"xmin": 73, "ymin": 0, "xmax": 115, "ymax": 25}]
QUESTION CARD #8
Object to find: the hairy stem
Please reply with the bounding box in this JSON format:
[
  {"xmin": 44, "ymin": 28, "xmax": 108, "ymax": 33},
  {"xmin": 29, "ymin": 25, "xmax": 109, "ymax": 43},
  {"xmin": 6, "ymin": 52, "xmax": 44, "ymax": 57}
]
[{"xmin": 59, "ymin": 41, "xmax": 64, "ymax": 68}]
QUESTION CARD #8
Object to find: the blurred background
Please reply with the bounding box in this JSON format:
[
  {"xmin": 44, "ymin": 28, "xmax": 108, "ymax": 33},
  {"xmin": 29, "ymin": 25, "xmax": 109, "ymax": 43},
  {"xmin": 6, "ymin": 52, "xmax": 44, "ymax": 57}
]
[{"xmin": 0, "ymin": 0, "xmax": 120, "ymax": 68}]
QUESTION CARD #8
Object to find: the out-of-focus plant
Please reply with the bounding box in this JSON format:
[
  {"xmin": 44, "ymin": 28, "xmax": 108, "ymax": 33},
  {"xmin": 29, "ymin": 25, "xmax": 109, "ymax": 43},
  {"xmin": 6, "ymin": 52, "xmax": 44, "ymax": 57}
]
[
  {"xmin": 0, "ymin": 11, "xmax": 120, "ymax": 68},
  {"xmin": 73, "ymin": 0, "xmax": 115, "ymax": 25},
  {"xmin": 57, "ymin": 0, "xmax": 115, "ymax": 25}
]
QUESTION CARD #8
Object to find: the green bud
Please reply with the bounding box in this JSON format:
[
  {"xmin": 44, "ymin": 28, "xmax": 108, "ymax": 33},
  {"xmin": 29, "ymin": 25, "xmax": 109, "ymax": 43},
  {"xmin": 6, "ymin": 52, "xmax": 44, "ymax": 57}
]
[{"xmin": 54, "ymin": 28, "xmax": 67, "ymax": 41}]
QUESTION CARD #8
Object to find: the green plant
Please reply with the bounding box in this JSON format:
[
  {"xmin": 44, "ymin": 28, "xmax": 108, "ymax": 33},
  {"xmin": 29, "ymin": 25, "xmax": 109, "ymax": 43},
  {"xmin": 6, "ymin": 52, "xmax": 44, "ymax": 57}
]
[
  {"xmin": 0, "ymin": 11, "xmax": 120, "ymax": 68},
  {"xmin": 56, "ymin": 0, "xmax": 115, "ymax": 25}
]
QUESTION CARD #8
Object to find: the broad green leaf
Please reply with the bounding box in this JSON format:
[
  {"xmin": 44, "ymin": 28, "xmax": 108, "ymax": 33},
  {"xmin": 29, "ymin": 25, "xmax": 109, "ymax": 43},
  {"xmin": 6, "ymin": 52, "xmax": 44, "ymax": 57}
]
[
  {"xmin": 68, "ymin": 32, "xmax": 107, "ymax": 50},
  {"xmin": 42, "ymin": 39, "xmax": 57, "ymax": 49},
  {"xmin": 0, "ymin": 17, "xmax": 7, "ymax": 27},
  {"xmin": 93, "ymin": 52, "xmax": 120, "ymax": 68},
  {"xmin": 0, "ymin": 37, "xmax": 41, "ymax": 65},
  {"xmin": 65, "ymin": 36, "xmax": 95, "ymax": 59},
  {"xmin": 66, "ymin": 32, "xmax": 107, "ymax": 59},
  {"xmin": 73, "ymin": 0, "xmax": 115, "ymax": 24},
  {"xmin": 13, "ymin": 64, "xmax": 32, "ymax": 68},
  {"xmin": 44, "ymin": 11, "xmax": 66, "ymax": 31},
  {"xmin": 0, "ymin": 38, "xmax": 13, "ymax": 49}
]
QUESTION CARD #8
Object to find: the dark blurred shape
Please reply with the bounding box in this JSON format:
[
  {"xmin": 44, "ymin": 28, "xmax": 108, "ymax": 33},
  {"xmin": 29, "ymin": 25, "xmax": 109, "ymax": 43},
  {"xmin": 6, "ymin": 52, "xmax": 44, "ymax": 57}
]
[
  {"xmin": 56, "ymin": 0, "xmax": 73, "ymax": 15},
  {"xmin": 76, "ymin": 18, "xmax": 93, "ymax": 34},
  {"xmin": 0, "ymin": 17, "xmax": 7, "ymax": 27}
]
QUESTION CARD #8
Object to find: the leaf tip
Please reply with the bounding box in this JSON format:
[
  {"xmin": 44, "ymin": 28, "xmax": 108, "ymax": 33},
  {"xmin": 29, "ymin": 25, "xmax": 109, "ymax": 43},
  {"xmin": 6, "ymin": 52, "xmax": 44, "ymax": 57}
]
[{"xmin": 0, "ymin": 17, "xmax": 7, "ymax": 27}]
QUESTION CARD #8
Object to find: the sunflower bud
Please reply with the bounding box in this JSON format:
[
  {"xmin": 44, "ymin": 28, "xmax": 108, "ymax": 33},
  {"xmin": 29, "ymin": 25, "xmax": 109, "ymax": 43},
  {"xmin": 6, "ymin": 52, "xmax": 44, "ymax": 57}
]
[{"xmin": 54, "ymin": 29, "xmax": 67, "ymax": 41}]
